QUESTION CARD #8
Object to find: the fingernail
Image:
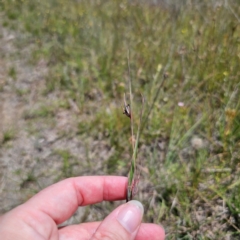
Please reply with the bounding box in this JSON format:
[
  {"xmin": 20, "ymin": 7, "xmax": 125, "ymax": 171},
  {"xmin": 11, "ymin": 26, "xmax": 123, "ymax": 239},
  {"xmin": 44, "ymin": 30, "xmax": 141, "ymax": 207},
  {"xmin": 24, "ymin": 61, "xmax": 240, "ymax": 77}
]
[{"xmin": 117, "ymin": 200, "xmax": 144, "ymax": 233}]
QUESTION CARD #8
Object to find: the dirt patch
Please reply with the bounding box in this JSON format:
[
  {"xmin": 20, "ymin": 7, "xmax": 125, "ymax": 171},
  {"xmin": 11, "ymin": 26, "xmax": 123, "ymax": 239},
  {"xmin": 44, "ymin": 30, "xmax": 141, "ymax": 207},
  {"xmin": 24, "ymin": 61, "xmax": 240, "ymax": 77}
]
[{"xmin": 0, "ymin": 23, "xmax": 119, "ymax": 225}]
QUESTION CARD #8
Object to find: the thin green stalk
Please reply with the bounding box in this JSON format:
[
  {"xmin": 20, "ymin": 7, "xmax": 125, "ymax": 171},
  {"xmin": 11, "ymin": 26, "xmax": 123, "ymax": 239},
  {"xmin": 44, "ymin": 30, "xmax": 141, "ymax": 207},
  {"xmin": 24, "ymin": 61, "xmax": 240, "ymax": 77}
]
[
  {"xmin": 126, "ymin": 50, "xmax": 145, "ymax": 201},
  {"xmin": 127, "ymin": 50, "xmax": 134, "ymax": 152}
]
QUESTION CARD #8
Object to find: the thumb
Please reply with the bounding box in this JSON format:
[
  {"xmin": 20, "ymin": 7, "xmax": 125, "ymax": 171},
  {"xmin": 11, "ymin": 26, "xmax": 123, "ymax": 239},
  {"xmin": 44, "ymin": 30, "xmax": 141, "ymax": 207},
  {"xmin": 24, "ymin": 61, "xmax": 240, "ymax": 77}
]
[{"xmin": 91, "ymin": 200, "xmax": 144, "ymax": 240}]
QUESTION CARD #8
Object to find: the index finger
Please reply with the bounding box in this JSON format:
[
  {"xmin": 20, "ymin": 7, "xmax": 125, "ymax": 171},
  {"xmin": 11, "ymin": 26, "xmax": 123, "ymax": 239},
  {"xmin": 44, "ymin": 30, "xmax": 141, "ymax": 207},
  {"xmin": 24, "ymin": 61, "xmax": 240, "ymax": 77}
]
[{"xmin": 23, "ymin": 176, "xmax": 128, "ymax": 224}]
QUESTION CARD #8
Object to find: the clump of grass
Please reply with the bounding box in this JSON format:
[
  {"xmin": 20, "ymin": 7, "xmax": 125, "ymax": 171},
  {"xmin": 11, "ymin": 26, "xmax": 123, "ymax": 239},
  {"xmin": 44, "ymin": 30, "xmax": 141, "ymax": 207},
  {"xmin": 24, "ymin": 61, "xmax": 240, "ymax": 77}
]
[
  {"xmin": 8, "ymin": 66, "xmax": 17, "ymax": 80},
  {"xmin": 23, "ymin": 104, "xmax": 55, "ymax": 119},
  {"xmin": 2, "ymin": 129, "xmax": 15, "ymax": 144},
  {"xmin": 20, "ymin": 173, "xmax": 37, "ymax": 189},
  {"xmin": 55, "ymin": 149, "xmax": 73, "ymax": 178}
]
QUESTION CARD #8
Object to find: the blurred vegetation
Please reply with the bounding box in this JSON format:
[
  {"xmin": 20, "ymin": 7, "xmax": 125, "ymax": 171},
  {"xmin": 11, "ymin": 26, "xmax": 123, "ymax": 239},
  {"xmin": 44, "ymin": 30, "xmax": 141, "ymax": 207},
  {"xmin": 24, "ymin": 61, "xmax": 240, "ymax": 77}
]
[{"xmin": 1, "ymin": 0, "xmax": 240, "ymax": 238}]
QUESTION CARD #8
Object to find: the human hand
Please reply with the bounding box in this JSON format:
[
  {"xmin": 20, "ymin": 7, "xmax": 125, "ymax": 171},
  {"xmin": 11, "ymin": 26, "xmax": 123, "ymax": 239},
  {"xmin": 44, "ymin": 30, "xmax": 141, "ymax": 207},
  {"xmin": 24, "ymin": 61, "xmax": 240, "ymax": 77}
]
[{"xmin": 0, "ymin": 176, "xmax": 165, "ymax": 240}]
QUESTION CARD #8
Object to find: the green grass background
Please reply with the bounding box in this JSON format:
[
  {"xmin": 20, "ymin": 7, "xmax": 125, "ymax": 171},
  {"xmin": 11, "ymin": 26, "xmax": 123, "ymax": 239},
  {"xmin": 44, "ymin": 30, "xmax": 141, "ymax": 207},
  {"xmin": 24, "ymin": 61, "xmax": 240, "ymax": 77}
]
[{"xmin": 0, "ymin": 0, "xmax": 240, "ymax": 239}]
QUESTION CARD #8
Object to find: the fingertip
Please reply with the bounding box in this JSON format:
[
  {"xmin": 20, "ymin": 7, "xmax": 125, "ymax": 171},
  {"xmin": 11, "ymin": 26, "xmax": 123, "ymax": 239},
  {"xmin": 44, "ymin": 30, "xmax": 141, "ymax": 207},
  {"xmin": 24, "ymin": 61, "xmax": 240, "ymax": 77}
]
[
  {"xmin": 117, "ymin": 200, "xmax": 143, "ymax": 234},
  {"xmin": 136, "ymin": 223, "xmax": 165, "ymax": 240},
  {"xmin": 127, "ymin": 200, "xmax": 144, "ymax": 214},
  {"xmin": 91, "ymin": 201, "xmax": 144, "ymax": 240}
]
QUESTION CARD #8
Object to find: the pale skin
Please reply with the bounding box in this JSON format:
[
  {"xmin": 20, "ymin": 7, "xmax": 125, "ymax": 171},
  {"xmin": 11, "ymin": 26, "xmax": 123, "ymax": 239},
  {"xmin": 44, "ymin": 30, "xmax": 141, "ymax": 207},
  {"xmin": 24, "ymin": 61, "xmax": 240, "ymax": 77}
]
[{"xmin": 0, "ymin": 176, "xmax": 165, "ymax": 240}]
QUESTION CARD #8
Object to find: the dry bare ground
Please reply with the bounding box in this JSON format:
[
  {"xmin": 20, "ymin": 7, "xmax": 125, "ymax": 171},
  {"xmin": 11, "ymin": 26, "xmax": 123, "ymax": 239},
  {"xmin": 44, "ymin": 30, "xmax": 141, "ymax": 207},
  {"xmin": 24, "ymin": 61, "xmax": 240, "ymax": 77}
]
[{"xmin": 0, "ymin": 22, "xmax": 120, "ymax": 224}]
